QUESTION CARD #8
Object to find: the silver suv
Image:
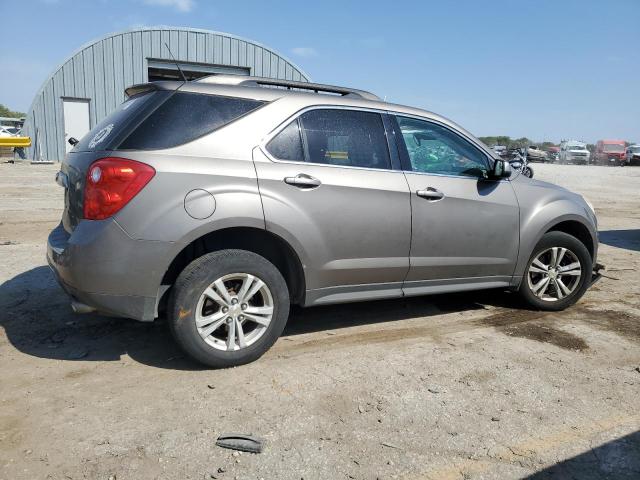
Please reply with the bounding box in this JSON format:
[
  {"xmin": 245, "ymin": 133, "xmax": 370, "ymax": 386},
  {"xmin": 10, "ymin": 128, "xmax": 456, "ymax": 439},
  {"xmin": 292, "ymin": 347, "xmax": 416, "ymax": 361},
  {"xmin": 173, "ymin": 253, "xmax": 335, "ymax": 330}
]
[{"xmin": 48, "ymin": 76, "xmax": 601, "ymax": 367}]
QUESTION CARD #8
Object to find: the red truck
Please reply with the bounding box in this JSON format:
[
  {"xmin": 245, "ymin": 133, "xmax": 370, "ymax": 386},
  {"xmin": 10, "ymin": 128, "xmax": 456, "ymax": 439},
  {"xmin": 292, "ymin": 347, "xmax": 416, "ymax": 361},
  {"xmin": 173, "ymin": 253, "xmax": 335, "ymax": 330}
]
[{"xmin": 594, "ymin": 139, "xmax": 626, "ymax": 166}]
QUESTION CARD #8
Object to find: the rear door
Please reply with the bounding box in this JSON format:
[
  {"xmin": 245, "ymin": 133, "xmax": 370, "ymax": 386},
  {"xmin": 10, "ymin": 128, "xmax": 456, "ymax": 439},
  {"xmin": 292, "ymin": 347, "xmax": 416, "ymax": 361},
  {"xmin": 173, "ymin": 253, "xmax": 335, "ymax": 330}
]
[
  {"xmin": 254, "ymin": 107, "xmax": 411, "ymax": 303},
  {"xmin": 391, "ymin": 114, "xmax": 520, "ymax": 294}
]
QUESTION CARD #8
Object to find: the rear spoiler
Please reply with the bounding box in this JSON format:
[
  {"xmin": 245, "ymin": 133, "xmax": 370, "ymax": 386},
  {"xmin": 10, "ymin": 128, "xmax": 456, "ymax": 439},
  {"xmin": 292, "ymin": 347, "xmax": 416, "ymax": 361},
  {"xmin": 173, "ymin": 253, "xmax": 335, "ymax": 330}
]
[{"xmin": 124, "ymin": 81, "xmax": 184, "ymax": 98}]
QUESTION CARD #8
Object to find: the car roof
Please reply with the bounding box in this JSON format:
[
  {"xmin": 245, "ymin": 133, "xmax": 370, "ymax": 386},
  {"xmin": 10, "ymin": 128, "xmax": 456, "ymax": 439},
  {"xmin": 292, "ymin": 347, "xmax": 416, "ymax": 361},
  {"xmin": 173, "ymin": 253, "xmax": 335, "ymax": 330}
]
[{"xmin": 125, "ymin": 75, "xmax": 485, "ymax": 152}]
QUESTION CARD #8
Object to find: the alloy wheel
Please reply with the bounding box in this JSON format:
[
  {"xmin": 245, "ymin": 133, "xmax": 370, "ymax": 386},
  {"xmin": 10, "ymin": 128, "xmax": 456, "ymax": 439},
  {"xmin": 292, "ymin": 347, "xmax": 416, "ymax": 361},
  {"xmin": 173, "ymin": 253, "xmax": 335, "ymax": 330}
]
[
  {"xmin": 195, "ymin": 273, "xmax": 274, "ymax": 351},
  {"xmin": 527, "ymin": 247, "xmax": 582, "ymax": 302}
]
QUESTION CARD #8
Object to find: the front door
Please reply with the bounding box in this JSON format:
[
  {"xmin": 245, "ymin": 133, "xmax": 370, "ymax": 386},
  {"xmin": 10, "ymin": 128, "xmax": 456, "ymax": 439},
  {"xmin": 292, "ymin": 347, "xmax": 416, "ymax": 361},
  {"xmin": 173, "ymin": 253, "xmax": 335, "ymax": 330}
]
[
  {"xmin": 391, "ymin": 115, "xmax": 520, "ymax": 294},
  {"xmin": 254, "ymin": 108, "xmax": 411, "ymax": 304}
]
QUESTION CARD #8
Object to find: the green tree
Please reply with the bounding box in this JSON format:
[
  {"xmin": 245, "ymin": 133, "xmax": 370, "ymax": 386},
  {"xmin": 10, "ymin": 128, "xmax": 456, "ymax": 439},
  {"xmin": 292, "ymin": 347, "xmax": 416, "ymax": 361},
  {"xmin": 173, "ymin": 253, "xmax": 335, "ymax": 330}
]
[{"xmin": 0, "ymin": 104, "xmax": 26, "ymax": 118}]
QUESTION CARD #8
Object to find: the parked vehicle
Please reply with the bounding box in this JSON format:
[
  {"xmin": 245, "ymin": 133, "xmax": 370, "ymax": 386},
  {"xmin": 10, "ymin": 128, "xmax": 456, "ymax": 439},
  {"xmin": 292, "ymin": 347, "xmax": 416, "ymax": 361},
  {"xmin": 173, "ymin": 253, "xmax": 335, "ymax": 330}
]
[
  {"xmin": 547, "ymin": 146, "xmax": 560, "ymax": 163},
  {"xmin": 509, "ymin": 148, "xmax": 534, "ymax": 178},
  {"xmin": 594, "ymin": 139, "xmax": 626, "ymax": 166},
  {"xmin": 47, "ymin": 76, "xmax": 602, "ymax": 367},
  {"xmin": 625, "ymin": 144, "xmax": 640, "ymax": 166},
  {"xmin": 492, "ymin": 145, "xmax": 507, "ymax": 158},
  {"xmin": 526, "ymin": 145, "xmax": 548, "ymax": 162},
  {"xmin": 0, "ymin": 126, "xmax": 19, "ymax": 137},
  {"xmin": 559, "ymin": 141, "xmax": 590, "ymax": 165}
]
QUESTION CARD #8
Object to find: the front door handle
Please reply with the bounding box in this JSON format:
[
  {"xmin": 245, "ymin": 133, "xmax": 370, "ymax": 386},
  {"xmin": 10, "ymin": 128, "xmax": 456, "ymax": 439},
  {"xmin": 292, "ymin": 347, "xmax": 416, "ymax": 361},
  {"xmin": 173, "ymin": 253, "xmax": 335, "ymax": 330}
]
[
  {"xmin": 284, "ymin": 174, "xmax": 321, "ymax": 189},
  {"xmin": 416, "ymin": 187, "xmax": 445, "ymax": 201}
]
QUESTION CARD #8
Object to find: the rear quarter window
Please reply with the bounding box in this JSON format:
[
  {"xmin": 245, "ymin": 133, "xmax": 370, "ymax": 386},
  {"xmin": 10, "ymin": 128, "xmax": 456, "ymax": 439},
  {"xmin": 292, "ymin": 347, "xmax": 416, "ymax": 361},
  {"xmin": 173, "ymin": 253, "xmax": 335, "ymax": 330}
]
[
  {"xmin": 73, "ymin": 90, "xmax": 163, "ymax": 152},
  {"xmin": 118, "ymin": 92, "xmax": 265, "ymax": 150}
]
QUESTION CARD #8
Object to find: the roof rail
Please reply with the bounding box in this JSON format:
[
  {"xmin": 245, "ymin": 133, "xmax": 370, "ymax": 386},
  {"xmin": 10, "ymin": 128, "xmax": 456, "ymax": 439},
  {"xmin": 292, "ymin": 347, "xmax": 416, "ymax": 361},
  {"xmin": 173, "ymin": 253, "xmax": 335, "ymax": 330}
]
[{"xmin": 196, "ymin": 74, "xmax": 380, "ymax": 101}]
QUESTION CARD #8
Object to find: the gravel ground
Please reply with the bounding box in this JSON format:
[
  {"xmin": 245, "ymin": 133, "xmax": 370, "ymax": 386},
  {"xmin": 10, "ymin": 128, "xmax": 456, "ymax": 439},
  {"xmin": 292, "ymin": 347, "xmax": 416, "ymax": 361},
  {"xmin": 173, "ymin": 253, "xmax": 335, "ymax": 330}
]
[{"xmin": 1, "ymin": 162, "xmax": 639, "ymax": 480}]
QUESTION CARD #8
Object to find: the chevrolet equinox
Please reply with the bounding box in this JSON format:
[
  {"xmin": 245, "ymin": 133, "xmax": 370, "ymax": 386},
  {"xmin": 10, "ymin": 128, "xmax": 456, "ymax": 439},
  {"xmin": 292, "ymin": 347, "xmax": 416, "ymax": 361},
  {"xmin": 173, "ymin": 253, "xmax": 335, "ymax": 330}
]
[{"xmin": 48, "ymin": 75, "xmax": 601, "ymax": 367}]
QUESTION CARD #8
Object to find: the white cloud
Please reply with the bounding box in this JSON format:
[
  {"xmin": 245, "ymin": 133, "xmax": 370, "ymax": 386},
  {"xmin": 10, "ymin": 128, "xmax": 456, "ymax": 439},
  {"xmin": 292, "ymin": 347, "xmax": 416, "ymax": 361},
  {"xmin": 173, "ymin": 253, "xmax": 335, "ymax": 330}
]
[
  {"xmin": 291, "ymin": 47, "xmax": 318, "ymax": 58},
  {"xmin": 142, "ymin": 0, "xmax": 195, "ymax": 12}
]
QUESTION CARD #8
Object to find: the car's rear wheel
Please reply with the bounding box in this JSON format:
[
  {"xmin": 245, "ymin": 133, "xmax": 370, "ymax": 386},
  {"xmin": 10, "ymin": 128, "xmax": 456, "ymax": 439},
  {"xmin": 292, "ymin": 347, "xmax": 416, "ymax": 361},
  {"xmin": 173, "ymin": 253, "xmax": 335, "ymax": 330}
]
[
  {"xmin": 519, "ymin": 232, "xmax": 592, "ymax": 311},
  {"xmin": 169, "ymin": 249, "xmax": 290, "ymax": 368}
]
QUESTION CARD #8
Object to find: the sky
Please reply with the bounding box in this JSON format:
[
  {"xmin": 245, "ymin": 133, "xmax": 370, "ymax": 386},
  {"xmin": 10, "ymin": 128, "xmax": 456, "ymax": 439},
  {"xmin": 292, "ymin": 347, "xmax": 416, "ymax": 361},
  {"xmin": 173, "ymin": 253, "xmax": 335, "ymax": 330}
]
[{"xmin": 1, "ymin": 0, "xmax": 638, "ymax": 143}]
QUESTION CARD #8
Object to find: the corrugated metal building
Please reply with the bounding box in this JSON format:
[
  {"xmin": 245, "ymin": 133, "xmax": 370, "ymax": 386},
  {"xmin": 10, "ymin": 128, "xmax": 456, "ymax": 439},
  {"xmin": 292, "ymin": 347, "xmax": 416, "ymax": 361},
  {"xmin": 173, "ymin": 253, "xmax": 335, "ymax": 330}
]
[{"xmin": 22, "ymin": 27, "xmax": 310, "ymax": 162}]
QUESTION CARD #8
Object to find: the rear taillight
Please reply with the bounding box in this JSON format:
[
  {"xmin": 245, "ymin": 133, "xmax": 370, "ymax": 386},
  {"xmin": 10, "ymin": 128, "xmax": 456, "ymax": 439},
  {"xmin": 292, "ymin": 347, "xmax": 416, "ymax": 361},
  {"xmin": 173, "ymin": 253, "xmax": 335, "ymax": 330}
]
[{"xmin": 83, "ymin": 157, "xmax": 155, "ymax": 220}]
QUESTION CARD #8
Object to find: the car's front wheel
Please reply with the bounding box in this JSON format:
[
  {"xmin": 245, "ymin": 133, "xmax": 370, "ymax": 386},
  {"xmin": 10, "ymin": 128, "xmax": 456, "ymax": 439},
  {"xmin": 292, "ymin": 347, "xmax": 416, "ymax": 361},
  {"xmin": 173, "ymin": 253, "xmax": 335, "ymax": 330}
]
[
  {"xmin": 169, "ymin": 249, "xmax": 290, "ymax": 368},
  {"xmin": 519, "ymin": 231, "xmax": 592, "ymax": 311}
]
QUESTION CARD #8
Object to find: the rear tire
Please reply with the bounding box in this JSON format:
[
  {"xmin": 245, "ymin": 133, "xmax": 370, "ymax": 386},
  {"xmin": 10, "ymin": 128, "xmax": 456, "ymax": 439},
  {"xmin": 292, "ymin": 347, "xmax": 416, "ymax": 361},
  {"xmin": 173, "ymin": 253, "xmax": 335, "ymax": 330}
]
[
  {"xmin": 519, "ymin": 232, "xmax": 592, "ymax": 311},
  {"xmin": 169, "ymin": 249, "xmax": 290, "ymax": 368}
]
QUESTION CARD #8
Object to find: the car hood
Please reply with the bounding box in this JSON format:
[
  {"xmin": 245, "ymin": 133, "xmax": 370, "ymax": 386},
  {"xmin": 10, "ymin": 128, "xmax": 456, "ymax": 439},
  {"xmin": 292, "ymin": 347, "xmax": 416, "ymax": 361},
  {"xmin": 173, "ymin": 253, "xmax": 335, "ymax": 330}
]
[{"xmin": 511, "ymin": 174, "xmax": 570, "ymax": 193}]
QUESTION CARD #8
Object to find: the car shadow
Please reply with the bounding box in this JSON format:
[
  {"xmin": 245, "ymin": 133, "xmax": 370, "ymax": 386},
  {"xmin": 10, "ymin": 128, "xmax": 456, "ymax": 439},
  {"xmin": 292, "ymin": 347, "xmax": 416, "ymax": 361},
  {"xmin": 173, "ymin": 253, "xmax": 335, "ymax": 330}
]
[
  {"xmin": 0, "ymin": 266, "xmax": 520, "ymax": 370},
  {"xmin": 525, "ymin": 430, "xmax": 640, "ymax": 479},
  {"xmin": 599, "ymin": 229, "xmax": 640, "ymax": 252}
]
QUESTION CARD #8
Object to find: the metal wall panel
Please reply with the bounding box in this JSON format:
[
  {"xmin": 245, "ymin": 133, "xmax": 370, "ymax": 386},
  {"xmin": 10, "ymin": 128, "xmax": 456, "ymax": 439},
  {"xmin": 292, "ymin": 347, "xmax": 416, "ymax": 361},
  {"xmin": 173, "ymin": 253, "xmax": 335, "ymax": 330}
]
[{"xmin": 23, "ymin": 28, "xmax": 310, "ymax": 161}]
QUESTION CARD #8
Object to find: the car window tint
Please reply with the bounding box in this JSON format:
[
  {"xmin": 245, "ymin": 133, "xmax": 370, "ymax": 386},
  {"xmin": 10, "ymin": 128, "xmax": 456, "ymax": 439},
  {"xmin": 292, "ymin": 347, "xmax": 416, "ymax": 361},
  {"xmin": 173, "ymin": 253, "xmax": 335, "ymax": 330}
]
[
  {"xmin": 73, "ymin": 90, "xmax": 163, "ymax": 152},
  {"xmin": 266, "ymin": 119, "xmax": 304, "ymax": 161},
  {"xmin": 396, "ymin": 116, "xmax": 489, "ymax": 177},
  {"xmin": 119, "ymin": 92, "xmax": 265, "ymax": 150},
  {"xmin": 299, "ymin": 109, "xmax": 391, "ymax": 169}
]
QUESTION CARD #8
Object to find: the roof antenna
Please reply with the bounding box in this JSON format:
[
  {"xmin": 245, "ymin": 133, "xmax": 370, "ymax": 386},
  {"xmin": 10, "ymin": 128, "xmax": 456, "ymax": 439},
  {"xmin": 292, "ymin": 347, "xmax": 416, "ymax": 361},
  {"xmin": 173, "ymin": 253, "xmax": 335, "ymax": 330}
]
[{"xmin": 164, "ymin": 42, "xmax": 187, "ymax": 83}]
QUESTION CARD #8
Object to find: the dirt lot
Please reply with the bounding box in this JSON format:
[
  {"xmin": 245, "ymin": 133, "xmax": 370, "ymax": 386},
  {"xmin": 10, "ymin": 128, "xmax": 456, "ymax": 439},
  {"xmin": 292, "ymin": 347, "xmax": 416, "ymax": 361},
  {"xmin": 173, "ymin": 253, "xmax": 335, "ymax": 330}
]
[{"xmin": 1, "ymin": 162, "xmax": 639, "ymax": 480}]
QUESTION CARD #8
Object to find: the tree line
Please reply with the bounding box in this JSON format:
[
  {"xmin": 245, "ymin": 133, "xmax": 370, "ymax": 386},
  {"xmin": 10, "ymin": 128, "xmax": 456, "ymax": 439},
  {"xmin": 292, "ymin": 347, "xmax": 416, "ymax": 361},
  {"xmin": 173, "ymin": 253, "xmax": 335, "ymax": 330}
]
[{"xmin": 0, "ymin": 104, "xmax": 26, "ymax": 118}]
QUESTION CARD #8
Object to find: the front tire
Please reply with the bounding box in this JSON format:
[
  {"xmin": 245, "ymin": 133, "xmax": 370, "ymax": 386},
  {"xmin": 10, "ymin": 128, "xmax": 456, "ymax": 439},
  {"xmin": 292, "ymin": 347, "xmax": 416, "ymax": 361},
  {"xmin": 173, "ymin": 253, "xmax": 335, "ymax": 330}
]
[
  {"xmin": 169, "ymin": 249, "xmax": 290, "ymax": 368},
  {"xmin": 519, "ymin": 232, "xmax": 592, "ymax": 311}
]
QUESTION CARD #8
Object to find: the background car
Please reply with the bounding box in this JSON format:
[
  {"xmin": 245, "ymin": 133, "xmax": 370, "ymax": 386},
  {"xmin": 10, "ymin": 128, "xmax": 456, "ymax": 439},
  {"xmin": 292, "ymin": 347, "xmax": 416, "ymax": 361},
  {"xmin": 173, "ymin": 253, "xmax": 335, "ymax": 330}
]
[
  {"xmin": 594, "ymin": 139, "xmax": 626, "ymax": 166},
  {"xmin": 526, "ymin": 145, "xmax": 548, "ymax": 162},
  {"xmin": 559, "ymin": 141, "xmax": 590, "ymax": 164},
  {"xmin": 625, "ymin": 144, "xmax": 640, "ymax": 166},
  {"xmin": 0, "ymin": 126, "xmax": 20, "ymax": 137}
]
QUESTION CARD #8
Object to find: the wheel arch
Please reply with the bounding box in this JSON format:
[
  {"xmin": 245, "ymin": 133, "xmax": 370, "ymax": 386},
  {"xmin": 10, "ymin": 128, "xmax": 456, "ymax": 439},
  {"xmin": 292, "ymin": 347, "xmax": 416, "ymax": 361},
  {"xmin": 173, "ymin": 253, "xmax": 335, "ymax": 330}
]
[
  {"xmin": 515, "ymin": 209, "xmax": 598, "ymax": 280},
  {"xmin": 545, "ymin": 220, "xmax": 595, "ymax": 259},
  {"xmin": 159, "ymin": 226, "xmax": 306, "ymax": 312}
]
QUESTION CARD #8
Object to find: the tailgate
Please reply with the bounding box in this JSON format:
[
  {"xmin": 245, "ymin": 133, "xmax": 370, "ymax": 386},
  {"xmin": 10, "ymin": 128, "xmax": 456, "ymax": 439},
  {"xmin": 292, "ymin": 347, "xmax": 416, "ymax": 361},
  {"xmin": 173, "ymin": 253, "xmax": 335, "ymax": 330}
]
[{"xmin": 59, "ymin": 151, "xmax": 104, "ymax": 233}]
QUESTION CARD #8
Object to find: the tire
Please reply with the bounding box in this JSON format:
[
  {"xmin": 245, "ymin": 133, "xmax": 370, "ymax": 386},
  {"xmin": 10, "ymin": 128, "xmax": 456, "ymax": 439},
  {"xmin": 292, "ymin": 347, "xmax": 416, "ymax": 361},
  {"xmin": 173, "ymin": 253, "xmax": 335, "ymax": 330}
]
[
  {"xmin": 519, "ymin": 231, "xmax": 592, "ymax": 311},
  {"xmin": 168, "ymin": 249, "xmax": 290, "ymax": 368}
]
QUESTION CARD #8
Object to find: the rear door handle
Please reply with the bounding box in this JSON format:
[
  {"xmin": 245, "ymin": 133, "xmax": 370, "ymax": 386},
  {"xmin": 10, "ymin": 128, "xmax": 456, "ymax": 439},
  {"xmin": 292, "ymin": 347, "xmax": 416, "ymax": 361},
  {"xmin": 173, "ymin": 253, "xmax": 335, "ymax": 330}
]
[
  {"xmin": 416, "ymin": 187, "xmax": 445, "ymax": 201},
  {"xmin": 284, "ymin": 174, "xmax": 321, "ymax": 189}
]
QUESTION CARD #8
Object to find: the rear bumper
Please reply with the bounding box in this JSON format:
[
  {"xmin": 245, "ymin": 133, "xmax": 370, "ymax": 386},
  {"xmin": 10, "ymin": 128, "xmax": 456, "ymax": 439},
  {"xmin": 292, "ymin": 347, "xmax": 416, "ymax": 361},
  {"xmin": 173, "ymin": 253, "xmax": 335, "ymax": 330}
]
[{"xmin": 47, "ymin": 220, "xmax": 173, "ymax": 321}]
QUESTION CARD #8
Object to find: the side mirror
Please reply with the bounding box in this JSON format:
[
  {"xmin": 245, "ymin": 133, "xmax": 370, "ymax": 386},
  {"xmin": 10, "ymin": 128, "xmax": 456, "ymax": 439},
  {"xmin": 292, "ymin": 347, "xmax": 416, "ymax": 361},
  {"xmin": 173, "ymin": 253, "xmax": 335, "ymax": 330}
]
[{"xmin": 492, "ymin": 159, "xmax": 512, "ymax": 179}]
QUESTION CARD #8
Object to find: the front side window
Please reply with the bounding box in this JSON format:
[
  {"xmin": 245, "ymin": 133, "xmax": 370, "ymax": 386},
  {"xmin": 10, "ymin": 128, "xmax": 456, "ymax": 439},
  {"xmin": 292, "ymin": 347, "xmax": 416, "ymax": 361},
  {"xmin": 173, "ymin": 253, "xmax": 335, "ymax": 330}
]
[{"xmin": 395, "ymin": 116, "xmax": 489, "ymax": 177}]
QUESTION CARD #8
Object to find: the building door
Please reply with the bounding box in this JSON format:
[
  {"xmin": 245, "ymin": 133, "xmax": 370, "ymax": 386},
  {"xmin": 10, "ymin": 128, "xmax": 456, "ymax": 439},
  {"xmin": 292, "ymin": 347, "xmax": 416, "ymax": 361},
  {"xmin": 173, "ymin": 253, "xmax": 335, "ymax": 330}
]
[{"xmin": 62, "ymin": 99, "xmax": 90, "ymax": 153}]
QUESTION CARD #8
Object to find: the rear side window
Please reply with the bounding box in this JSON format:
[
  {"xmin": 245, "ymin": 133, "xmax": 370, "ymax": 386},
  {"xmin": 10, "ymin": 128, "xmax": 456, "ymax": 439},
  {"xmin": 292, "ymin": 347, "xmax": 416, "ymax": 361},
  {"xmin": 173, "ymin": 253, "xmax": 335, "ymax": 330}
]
[
  {"xmin": 266, "ymin": 119, "xmax": 304, "ymax": 161},
  {"xmin": 300, "ymin": 109, "xmax": 390, "ymax": 169},
  {"xmin": 119, "ymin": 92, "xmax": 265, "ymax": 150},
  {"xmin": 266, "ymin": 109, "xmax": 391, "ymax": 170}
]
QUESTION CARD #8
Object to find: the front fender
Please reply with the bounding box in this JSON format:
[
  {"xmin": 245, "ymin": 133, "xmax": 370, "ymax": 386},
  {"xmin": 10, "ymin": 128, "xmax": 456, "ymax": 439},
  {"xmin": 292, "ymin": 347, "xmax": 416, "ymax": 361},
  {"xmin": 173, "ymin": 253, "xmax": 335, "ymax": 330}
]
[{"xmin": 515, "ymin": 203, "xmax": 597, "ymax": 279}]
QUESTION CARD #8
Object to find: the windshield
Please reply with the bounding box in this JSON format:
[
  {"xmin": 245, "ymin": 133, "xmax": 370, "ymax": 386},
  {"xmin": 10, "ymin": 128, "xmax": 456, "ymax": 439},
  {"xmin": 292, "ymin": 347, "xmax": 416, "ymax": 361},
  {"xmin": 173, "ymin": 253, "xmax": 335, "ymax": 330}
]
[
  {"xmin": 630, "ymin": 146, "xmax": 640, "ymax": 153},
  {"xmin": 568, "ymin": 144, "xmax": 586, "ymax": 151},
  {"xmin": 603, "ymin": 144, "xmax": 624, "ymax": 153}
]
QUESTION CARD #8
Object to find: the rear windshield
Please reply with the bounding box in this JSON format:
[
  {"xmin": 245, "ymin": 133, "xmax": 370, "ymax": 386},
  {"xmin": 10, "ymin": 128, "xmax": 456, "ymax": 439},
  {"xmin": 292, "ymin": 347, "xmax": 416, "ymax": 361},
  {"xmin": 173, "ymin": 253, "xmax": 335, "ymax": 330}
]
[
  {"xmin": 603, "ymin": 144, "xmax": 624, "ymax": 152},
  {"xmin": 118, "ymin": 91, "xmax": 265, "ymax": 150},
  {"xmin": 73, "ymin": 90, "xmax": 165, "ymax": 152}
]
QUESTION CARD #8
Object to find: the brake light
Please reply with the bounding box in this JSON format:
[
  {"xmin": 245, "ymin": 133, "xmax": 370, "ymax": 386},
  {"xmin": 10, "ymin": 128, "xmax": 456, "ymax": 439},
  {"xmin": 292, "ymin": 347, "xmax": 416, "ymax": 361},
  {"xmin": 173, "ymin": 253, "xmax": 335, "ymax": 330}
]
[{"xmin": 83, "ymin": 157, "xmax": 155, "ymax": 220}]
